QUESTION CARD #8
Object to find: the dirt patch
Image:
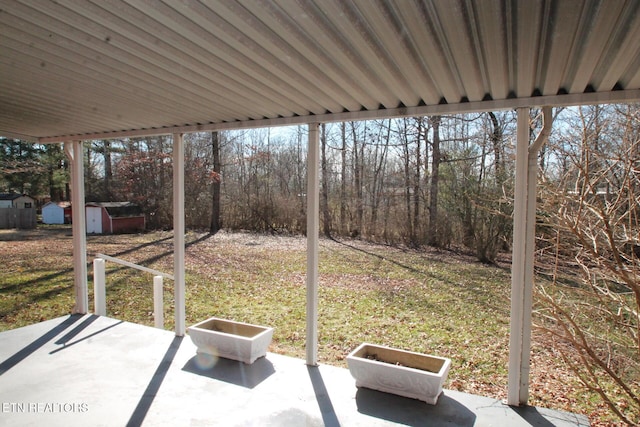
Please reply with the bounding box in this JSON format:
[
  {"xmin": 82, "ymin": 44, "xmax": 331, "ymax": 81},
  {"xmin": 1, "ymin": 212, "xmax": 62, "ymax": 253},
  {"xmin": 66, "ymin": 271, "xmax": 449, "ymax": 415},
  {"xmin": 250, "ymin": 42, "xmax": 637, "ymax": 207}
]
[{"xmin": 204, "ymin": 230, "xmax": 308, "ymax": 251}]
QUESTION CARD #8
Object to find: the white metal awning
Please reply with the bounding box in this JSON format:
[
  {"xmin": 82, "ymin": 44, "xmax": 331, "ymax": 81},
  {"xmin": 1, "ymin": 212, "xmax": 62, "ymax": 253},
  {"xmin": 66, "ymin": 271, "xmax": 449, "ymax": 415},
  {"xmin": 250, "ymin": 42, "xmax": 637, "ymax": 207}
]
[{"xmin": 1, "ymin": 0, "xmax": 639, "ymax": 142}]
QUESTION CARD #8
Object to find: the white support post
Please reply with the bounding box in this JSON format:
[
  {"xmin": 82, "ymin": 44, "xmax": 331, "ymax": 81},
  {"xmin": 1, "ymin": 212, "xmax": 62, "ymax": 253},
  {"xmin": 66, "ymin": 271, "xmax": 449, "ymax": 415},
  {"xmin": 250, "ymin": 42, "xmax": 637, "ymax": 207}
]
[
  {"xmin": 173, "ymin": 133, "xmax": 186, "ymax": 336},
  {"xmin": 508, "ymin": 107, "xmax": 553, "ymax": 406},
  {"xmin": 154, "ymin": 275, "xmax": 164, "ymax": 329},
  {"xmin": 306, "ymin": 123, "xmax": 320, "ymax": 366},
  {"xmin": 93, "ymin": 258, "xmax": 106, "ymax": 316},
  {"xmin": 508, "ymin": 108, "xmax": 531, "ymax": 406},
  {"xmin": 65, "ymin": 140, "xmax": 88, "ymax": 314}
]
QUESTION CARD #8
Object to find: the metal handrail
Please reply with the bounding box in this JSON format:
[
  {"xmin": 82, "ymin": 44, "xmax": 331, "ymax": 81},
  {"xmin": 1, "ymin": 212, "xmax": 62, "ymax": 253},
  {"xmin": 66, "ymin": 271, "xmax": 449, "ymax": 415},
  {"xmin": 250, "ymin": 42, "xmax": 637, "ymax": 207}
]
[
  {"xmin": 93, "ymin": 254, "xmax": 170, "ymax": 329},
  {"xmin": 95, "ymin": 253, "xmax": 174, "ymax": 280}
]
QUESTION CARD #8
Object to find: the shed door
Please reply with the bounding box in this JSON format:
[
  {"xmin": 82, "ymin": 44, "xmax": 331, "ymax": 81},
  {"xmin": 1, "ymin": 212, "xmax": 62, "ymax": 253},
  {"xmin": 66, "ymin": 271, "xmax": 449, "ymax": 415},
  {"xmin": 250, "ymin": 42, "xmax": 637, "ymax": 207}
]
[{"xmin": 86, "ymin": 207, "xmax": 102, "ymax": 234}]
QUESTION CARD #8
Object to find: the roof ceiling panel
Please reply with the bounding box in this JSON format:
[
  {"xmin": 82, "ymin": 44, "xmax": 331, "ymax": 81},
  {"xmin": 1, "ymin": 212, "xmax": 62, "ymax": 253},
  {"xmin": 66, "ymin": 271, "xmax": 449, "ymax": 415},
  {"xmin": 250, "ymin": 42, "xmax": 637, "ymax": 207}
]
[
  {"xmin": 392, "ymin": 1, "xmax": 461, "ymax": 103},
  {"xmin": 209, "ymin": 0, "xmax": 344, "ymax": 113},
  {"xmin": 537, "ymin": 1, "xmax": 584, "ymax": 96},
  {"xmin": 238, "ymin": 0, "xmax": 376, "ymax": 111},
  {"xmin": 432, "ymin": 0, "xmax": 486, "ymax": 102},
  {"xmin": 71, "ymin": 2, "xmax": 263, "ymax": 114},
  {"xmin": 471, "ymin": 0, "xmax": 509, "ymax": 100},
  {"xmin": 595, "ymin": 1, "xmax": 640, "ymax": 91},
  {"xmin": 1, "ymin": 0, "xmax": 639, "ymax": 142},
  {"xmin": 55, "ymin": 0, "xmax": 263, "ymax": 119},
  {"xmin": 352, "ymin": 0, "xmax": 439, "ymax": 105},
  {"xmin": 131, "ymin": 1, "xmax": 313, "ymax": 116},
  {"xmin": 312, "ymin": 0, "xmax": 415, "ymax": 108},
  {"xmin": 514, "ymin": 0, "xmax": 543, "ymax": 98}
]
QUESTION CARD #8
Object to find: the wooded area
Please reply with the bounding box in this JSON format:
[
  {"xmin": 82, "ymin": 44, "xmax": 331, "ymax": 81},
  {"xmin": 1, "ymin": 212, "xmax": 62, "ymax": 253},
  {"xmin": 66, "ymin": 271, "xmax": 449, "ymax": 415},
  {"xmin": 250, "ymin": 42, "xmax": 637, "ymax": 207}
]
[
  {"xmin": 0, "ymin": 107, "xmax": 637, "ymax": 262},
  {"xmin": 0, "ymin": 107, "xmax": 637, "ymax": 261}
]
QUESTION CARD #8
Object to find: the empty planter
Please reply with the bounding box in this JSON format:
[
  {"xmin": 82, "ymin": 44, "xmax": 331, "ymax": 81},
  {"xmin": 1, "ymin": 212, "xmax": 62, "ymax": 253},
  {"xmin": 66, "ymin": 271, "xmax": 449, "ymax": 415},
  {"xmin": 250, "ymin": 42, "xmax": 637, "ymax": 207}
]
[
  {"xmin": 187, "ymin": 317, "xmax": 274, "ymax": 364},
  {"xmin": 347, "ymin": 343, "xmax": 451, "ymax": 404}
]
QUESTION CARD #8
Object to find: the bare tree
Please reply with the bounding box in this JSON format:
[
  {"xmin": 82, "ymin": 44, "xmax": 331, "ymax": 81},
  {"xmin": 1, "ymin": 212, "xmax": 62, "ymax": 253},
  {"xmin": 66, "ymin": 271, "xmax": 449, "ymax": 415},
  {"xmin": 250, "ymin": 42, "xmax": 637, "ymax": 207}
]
[
  {"xmin": 99, "ymin": 139, "xmax": 115, "ymax": 201},
  {"xmin": 114, "ymin": 136, "xmax": 173, "ymax": 229},
  {"xmin": 340, "ymin": 122, "xmax": 348, "ymax": 235},
  {"xmin": 210, "ymin": 131, "xmax": 222, "ymax": 234},
  {"xmin": 321, "ymin": 123, "xmax": 331, "ymax": 237},
  {"xmin": 350, "ymin": 122, "xmax": 364, "ymax": 237},
  {"xmin": 413, "ymin": 119, "xmax": 422, "ymax": 244},
  {"xmin": 398, "ymin": 118, "xmax": 416, "ymax": 244},
  {"xmin": 428, "ymin": 116, "xmax": 441, "ymax": 246},
  {"xmin": 536, "ymin": 105, "xmax": 640, "ymax": 425},
  {"xmin": 368, "ymin": 120, "xmax": 391, "ymax": 239}
]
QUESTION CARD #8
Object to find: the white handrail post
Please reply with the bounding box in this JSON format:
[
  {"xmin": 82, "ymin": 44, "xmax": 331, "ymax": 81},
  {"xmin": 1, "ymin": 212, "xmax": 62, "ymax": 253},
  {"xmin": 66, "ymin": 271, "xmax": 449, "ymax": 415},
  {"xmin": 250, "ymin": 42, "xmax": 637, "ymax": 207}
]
[
  {"xmin": 153, "ymin": 275, "xmax": 164, "ymax": 329},
  {"xmin": 93, "ymin": 258, "xmax": 106, "ymax": 316}
]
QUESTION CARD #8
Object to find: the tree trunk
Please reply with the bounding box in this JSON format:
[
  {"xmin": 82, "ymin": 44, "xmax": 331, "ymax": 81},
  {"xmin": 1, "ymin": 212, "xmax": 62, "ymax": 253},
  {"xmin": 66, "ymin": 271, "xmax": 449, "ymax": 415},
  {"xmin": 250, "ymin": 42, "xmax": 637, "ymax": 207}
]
[
  {"xmin": 370, "ymin": 120, "xmax": 390, "ymax": 237},
  {"xmin": 340, "ymin": 122, "xmax": 347, "ymax": 235},
  {"xmin": 85, "ymin": 143, "xmax": 92, "ymax": 200},
  {"xmin": 488, "ymin": 112, "xmax": 503, "ymax": 179},
  {"xmin": 352, "ymin": 123, "xmax": 363, "ymax": 237},
  {"xmin": 402, "ymin": 119, "xmax": 414, "ymax": 243},
  {"xmin": 210, "ymin": 131, "xmax": 222, "ymax": 234},
  {"xmin": 428, "ymin": 116, "xmax": 441, "ymax": 246},
  {"xmin": 413, "ymin": 118, "xmax": 422, "ymax": 244},
  {"xmin": 103, "ymin": 140, "xmax": 113, "ymax": 200},
  {"xmin": 321, "ymin": 124, "xmax": 331, "ymax": 237}
]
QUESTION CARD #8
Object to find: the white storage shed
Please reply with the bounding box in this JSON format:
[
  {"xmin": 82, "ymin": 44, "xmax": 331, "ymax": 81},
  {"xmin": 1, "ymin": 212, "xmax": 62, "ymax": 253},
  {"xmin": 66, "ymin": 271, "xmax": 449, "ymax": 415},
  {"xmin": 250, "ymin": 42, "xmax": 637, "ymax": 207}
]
[{"xmin": 42, "ymin": 202, "xmax": 65, "ymax": 225}]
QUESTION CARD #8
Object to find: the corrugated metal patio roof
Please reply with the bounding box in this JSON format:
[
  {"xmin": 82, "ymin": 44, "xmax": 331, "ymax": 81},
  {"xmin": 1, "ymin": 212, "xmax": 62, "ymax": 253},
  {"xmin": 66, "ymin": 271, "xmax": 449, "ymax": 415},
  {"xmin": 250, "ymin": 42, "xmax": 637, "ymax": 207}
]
[{"xmin": 1, "ymin": 0, "xmax": 640, "ymax": 142}]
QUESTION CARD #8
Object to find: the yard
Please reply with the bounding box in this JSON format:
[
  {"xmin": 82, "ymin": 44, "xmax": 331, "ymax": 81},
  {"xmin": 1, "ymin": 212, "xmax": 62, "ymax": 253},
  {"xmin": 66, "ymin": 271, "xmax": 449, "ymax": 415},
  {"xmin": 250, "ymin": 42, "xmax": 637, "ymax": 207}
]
[{"xmin": 0, "ymin": 226, "xmax": 622, "ymax": 425}]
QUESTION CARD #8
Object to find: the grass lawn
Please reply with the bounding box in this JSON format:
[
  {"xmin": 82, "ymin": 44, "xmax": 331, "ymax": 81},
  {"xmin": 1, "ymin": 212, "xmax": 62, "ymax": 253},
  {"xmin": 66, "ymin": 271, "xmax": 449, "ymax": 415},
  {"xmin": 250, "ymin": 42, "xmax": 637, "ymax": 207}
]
[{"xmin": 0, "ymin": 226, "xmax": 625, "ymax": 426}]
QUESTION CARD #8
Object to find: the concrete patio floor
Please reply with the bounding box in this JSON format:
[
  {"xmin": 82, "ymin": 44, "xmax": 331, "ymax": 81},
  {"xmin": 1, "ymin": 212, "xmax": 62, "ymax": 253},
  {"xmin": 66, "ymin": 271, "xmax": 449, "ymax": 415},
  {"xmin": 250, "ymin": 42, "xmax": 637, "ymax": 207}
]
[{"xmin": 0, "ymin": 314, "xmax": 590, "ymax": 426}]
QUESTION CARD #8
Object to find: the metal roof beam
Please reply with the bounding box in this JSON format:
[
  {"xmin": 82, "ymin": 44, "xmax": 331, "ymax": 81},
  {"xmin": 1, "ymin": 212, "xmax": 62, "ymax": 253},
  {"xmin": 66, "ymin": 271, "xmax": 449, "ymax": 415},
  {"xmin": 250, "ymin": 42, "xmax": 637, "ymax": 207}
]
[{"xmin": 34, "ymin": 88, "xmax": 640, "ymax": 144}]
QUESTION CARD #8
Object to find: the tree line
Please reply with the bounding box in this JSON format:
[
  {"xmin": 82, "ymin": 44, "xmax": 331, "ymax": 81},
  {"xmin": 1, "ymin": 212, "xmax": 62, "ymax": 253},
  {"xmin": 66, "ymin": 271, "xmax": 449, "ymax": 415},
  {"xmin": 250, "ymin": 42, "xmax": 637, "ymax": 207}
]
[
  {"xmin": 0, "ymin": 106, "xmax": 636, "ymax": 265},
  {"xmin": 1, "ymin": 111, "xmax": 523, "ymax": 262}
]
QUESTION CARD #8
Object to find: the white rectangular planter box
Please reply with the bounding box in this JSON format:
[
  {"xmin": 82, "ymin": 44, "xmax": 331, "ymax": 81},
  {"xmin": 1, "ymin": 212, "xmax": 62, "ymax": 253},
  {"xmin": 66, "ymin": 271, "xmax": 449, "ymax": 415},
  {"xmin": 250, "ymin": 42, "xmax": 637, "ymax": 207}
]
[
  {"xmin": 347, "ymin": 343, "xmax": 451, "ymax": 405},
  {"xmin": 187, "ymin": 317, "xmax": 274, "ymax": 364}
]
